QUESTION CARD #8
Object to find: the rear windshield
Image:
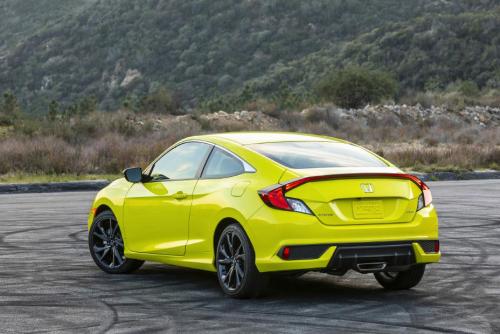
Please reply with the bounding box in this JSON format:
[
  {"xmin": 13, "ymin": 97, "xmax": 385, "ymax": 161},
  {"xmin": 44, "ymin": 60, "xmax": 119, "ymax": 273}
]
[{"xmin": 249, "ymin": 141, "xmax": 387, "ymax": 169}]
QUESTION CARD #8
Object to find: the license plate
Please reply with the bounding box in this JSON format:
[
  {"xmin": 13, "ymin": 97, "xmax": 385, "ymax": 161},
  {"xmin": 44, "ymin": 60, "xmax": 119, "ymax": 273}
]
[{"xmin": 352, "ymin": 200, "xmax": 384, "ymax": 219}]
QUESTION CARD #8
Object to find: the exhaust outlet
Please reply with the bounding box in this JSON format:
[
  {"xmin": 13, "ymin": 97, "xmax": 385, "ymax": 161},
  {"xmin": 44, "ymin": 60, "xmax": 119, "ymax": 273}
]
[{"xmin": 356, "ymin": 262, "xmax": 387, "ymax": 273}]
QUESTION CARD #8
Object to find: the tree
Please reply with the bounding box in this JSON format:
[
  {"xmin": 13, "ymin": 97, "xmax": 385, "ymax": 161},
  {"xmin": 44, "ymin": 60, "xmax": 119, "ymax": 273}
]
[
  {"xmin": 315, "ymin": 67, "xmax": 398, "ymax": 108},
  {"xmin": 47, "ymin": 100, "xmax": 59, "ymax": 121},
  {"xmin": 272, "ymin": 83, "xmax": 302, "ymax": 109},
  {"xmin": 78, "ymin": 96, "xmax": 97, "ymax": 116},
  {"xmin": 0, "ymin": 91, "xmax": 22, "ymax": 125}
]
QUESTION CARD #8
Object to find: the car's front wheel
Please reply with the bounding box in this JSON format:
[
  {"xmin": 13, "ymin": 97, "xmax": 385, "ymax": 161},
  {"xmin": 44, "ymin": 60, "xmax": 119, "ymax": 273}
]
[
  {"xmin": 216, "ymin": 224, "xmax": 268, "ymax": 298},
  {"xmin": 374, "ymin": 264, "xmax": 426, "ymax": 290},
  {"xmin": 89, "ymin": 210, "xmax": 144, "ymax": 274}
]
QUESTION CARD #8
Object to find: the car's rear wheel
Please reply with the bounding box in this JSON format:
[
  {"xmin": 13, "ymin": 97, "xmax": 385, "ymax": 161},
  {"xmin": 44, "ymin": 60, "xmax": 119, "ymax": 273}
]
[
  {"xmin": 89, "ymin": 210, "xmax": 143, "ymax": 274},
  {"xmin": 374, "ymin": 264, "xmax": 426, "ymax": 290},
  {"xmin": 216, "ymin": 224, "xmax": 268, "ymax": 298}
]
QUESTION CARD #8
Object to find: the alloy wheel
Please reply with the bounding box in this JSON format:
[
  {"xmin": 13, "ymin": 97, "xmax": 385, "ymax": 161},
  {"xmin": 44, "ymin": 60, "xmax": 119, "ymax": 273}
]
[
  {"xmin": 217, "ymin": 231, "xmax": 246, "ymax": 291},
  {"xmin": 91, "ymin": 218, "xmax": 125, "ymax": 269}
]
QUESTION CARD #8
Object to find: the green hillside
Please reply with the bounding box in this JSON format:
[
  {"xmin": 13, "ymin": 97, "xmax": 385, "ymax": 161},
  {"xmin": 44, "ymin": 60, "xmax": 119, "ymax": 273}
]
[
  {"xmin": 1, "ymin": 0, "xmax": 499, "ymax": 112},
  {"xmin": 0, "ymin": 0, "xmax": 96, "ymax": 48},
  {"xmin": 246, "ymin": 8, "xmax": 500, "ymax": 97}
]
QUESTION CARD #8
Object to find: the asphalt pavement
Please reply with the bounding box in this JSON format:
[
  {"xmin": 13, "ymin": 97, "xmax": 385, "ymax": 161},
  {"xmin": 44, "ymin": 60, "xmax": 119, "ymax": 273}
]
[{"xmin": 0, "ymin": 180, "xmax": 499, "ymax": 333}]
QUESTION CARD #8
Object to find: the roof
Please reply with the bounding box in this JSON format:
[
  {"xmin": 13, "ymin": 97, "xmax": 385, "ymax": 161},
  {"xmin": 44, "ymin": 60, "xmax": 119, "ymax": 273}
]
[{"xmin": 198, "ymin": 132, "xmax": 341, "ymax": 145}]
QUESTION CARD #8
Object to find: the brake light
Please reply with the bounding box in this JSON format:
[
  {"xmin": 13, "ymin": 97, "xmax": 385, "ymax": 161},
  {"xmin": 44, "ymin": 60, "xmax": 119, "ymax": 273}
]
[
  {"xmin": 258, "ymin": 186, "xmax": 290, "ymax": 210},
  {"xmin": 258, "ymin": 185, "xmax": 312, "ymax": 214}
]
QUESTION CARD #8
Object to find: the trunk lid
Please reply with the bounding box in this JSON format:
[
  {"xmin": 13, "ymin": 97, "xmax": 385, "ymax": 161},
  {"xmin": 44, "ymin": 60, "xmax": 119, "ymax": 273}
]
[{"xmin": 281, "ymin": 168, "xmax": 421, "ymax": 226}]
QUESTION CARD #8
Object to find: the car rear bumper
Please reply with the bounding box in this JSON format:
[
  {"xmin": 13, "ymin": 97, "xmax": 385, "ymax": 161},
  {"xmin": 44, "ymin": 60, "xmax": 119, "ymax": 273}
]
[
  {"xmin": 246, "ymin": 204, "xmax": 440, "ymax": 273},
  {"xmin": 256, "ymin": 241, "xmax": 440, "ymax": 273}
]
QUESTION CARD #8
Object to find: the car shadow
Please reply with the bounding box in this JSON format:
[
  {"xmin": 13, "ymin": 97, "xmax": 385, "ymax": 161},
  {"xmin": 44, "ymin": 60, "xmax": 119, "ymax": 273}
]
[{"xmin": 126, "ymin": 263, "xmax": 428, "ymax": 304}]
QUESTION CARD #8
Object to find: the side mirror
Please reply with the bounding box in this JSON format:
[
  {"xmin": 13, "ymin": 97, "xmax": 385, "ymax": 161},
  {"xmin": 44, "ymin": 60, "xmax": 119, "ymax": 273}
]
[{"xmin": 123, "ymin": 167, "xmax": 143, "ymax": 183}]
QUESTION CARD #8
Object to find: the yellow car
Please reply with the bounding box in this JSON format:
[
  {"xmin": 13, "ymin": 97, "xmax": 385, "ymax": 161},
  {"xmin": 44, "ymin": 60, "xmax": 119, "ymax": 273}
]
[{"xmin": 88, "ymin": 132, "xmax": 440, "ymax": 298}]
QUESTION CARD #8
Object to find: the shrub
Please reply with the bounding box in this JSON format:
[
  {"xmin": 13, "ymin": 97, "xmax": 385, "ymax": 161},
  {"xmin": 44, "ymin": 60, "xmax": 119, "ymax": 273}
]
[
  {"xmin": 315, "ymin": 67, "xmax": 398, "ymax": 109},
  {"xmin": 138, "ymin": 87, "xmax": 179, "ymax": 114},
  {"xmin": 245, "ymin": 99, "xmax": 280, "ymax": 117},
  {"xmin": 379, "ymin": 143, "xmax": 500, "ymax": 171},
  {"xmin": 302, "ymin": 107, "xmax": 329, "ymax": 123},
  {"xmin": 458, "ymin": 81, "xmax": 480, "ymax": 97},
  {"xmin": 0, "ymin": 136, "xmax": 84, "ymax": 174}
]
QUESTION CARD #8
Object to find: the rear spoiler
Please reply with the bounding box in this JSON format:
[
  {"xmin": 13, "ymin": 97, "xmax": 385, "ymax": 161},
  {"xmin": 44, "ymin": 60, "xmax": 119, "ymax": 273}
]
[{"xmin": 280, "ymin": 173, "xmax": 429, "ymax": 192}]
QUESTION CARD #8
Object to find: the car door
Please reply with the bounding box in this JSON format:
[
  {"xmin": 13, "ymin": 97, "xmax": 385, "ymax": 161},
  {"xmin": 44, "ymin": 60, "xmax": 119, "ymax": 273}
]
[
  {"xmin": 188, "ymin": 147, "xmax": 255, "ymax": 255},
  {"xmin": 123, "ymin": 141, "xmax": 212, "ymax": 256}
]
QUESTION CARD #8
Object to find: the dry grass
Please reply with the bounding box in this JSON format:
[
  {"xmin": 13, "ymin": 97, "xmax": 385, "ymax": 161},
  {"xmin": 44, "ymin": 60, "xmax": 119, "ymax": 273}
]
[
  {"xmin": 370, "ymin": 143, "xmax": 500, "ymax": 171},
  {"xmin": 282, "ymin": 109, "xmax": 500, "ymax": 146},
  {"xmin": 0, "ymin": 134, "xmax": 174, "ymax": 175},
  {"xmin": 289, "ymin": 114, "xmax": 500, "ymax": 171},
  {"xmin": 0, "ymin": 173, "xmax": 120, "ymax": 184},
  {"xmin": 400, "ymin": 89, "xmax": 500, "ymax": 109},
  {"xmin": 0, "ymin": 108, "xmax": 499, "ymax": 179}
]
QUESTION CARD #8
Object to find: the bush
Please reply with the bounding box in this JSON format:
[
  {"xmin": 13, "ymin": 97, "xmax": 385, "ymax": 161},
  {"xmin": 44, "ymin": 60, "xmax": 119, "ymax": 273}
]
[
  {"xmin": 315, "ymin": 67, "xmax": 398, "ymax": 108},
  {"xmin": 138, "ymin": 87, "xmax": 180, "ymax": 114},
  {"xmin": 458, "ymin": 81, "xmax": 480, "ymax": 97}
]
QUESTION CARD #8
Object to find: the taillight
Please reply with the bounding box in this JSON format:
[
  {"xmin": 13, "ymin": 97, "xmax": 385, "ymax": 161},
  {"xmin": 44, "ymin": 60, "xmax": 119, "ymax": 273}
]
[
  {"xmin": 258, "ymin": 186, "xmax": 312, "ymax": 215},
  {"xmin": 258, "ymin": 186, "xmax": 289, "ymax": 210},
  {"xmin": 422, "ymin": 185, "xmax": 433, "ymax": 207},
  {"xmin": 286, "ymin": 198, "xmax": 312, "ymax": 214},
  {"xmin": 417, "ymin": 182, "xmax": 432, "ymax": 211}
]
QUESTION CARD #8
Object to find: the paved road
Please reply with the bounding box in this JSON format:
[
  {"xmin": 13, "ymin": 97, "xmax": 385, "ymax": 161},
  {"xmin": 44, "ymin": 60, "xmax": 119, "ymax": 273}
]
[{"xmin": 0, "ymin": 180, "xmax": 499, "ymax": 333}]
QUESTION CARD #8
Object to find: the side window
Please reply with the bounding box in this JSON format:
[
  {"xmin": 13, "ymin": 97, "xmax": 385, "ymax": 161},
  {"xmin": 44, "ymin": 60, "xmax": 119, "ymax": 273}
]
[
  {"xmin": 202, "ymin": 148, "xmax": 245, "ymax": 179},
  {"xmin": 150, "ymin": 142, "xmax": 211, "ymax": 181}
]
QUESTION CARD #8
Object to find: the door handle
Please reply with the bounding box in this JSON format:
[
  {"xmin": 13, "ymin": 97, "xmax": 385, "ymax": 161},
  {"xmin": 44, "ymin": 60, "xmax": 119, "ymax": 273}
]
[{"xmin": 173, "ymin": 191, "xmax": 188, "ymax": 200}]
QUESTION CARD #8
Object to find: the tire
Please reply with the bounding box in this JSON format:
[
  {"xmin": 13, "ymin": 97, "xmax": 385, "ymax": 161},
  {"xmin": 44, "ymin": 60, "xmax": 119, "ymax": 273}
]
[
  {"xmin": 89, "ymin": 210, "xmax": 144, "ymax": 274},
  {"xmin": 374, "ymin": 264, "xmax": 426, "ymax": 290},
  {"xmin": 215, "ymin": 224, "xmax": 268, "ymax": 298}
]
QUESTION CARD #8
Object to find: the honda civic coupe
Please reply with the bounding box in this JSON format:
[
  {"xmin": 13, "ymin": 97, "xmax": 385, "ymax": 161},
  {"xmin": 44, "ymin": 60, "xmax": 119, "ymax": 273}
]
[{"xmin": 88, "ymin": 132, "xmax": 440, "ymax": 298}]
